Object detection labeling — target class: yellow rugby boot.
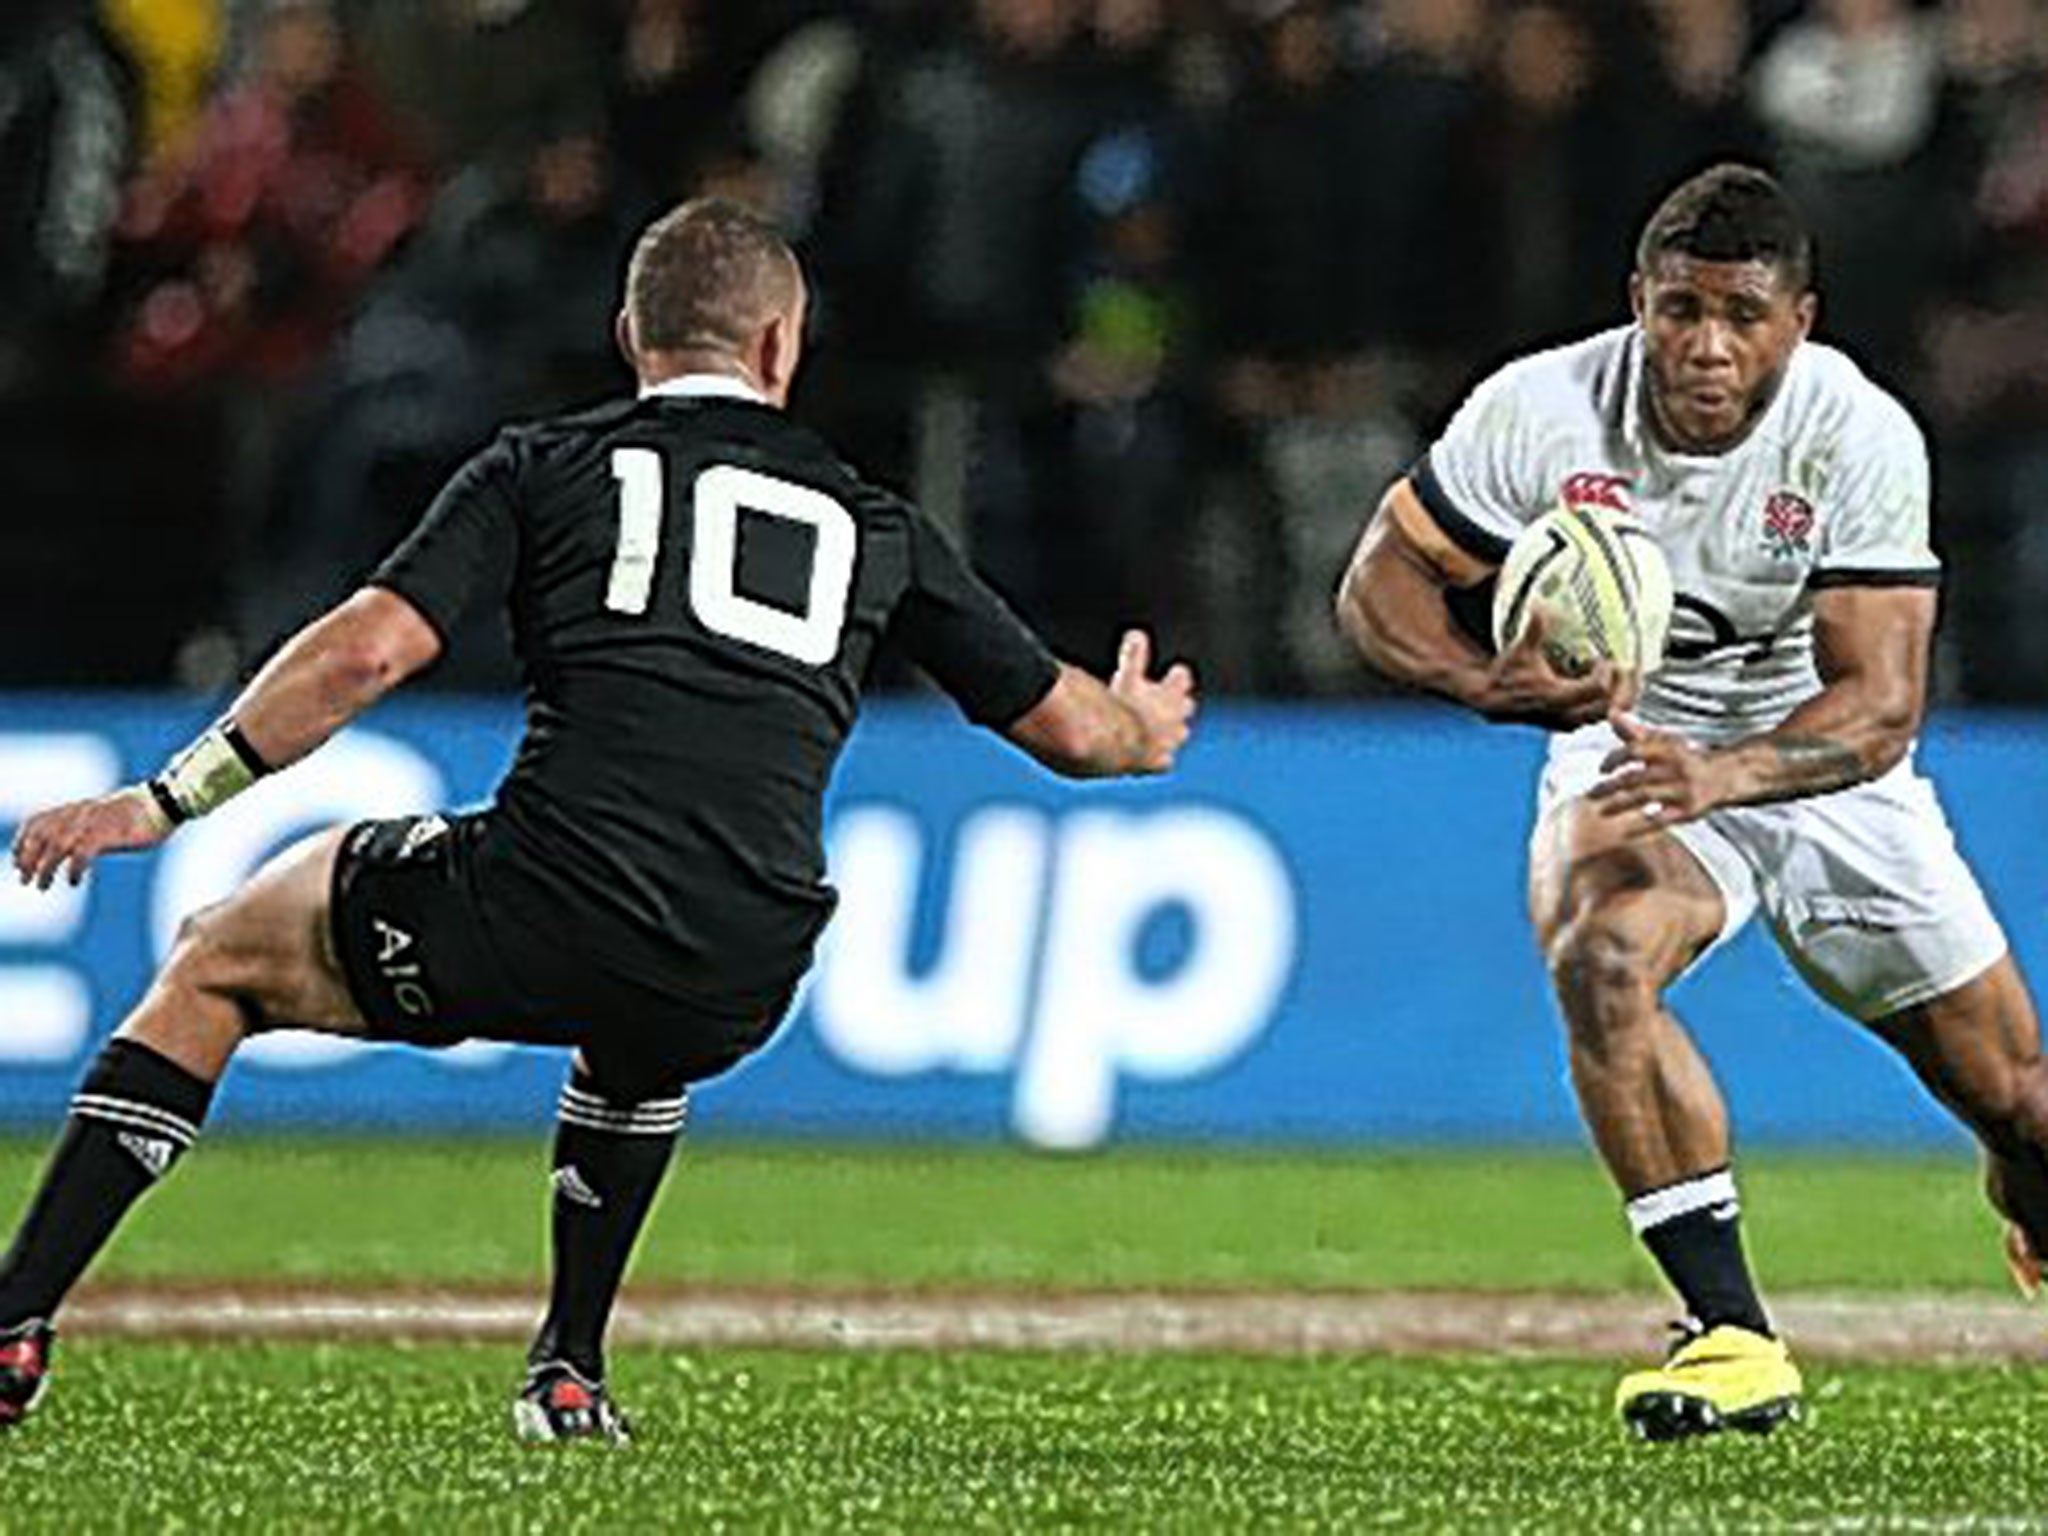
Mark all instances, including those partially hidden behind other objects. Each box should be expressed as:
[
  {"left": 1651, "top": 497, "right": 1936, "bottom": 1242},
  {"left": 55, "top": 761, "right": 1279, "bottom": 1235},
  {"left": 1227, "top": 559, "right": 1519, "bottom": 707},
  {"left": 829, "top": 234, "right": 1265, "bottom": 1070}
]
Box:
[{"left": 1614, "top": 1324, "right": 1802, "bottom": 1442}]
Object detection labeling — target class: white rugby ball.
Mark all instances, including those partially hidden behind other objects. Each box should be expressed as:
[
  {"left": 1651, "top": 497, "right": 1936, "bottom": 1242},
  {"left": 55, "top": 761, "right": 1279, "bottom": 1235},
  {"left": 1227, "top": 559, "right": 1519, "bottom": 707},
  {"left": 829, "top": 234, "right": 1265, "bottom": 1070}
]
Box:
[{"left": 1491, "top": 504, "right": 1672, "bottom": 677}]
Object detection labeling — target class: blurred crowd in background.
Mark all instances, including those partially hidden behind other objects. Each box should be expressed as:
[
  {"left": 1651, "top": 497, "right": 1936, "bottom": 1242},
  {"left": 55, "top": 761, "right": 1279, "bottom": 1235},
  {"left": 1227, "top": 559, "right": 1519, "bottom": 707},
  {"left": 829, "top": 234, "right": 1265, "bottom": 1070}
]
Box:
[{"left": 3, "top": 0, "right": 2045, "bottom": 700}]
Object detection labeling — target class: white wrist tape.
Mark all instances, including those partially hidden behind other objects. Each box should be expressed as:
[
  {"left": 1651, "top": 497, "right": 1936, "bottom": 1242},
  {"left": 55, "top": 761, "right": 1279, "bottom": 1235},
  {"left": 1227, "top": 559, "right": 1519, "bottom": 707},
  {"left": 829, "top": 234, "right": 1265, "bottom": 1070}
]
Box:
[{"left": 151, "top": 721, "right": 271, "bottom": 824}]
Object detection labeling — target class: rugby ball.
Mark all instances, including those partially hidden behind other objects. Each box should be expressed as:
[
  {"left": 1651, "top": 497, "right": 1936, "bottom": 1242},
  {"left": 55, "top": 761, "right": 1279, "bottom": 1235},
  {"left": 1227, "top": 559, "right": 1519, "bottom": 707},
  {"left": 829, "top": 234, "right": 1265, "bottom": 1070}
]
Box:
[{"left": 1491, "top": 504, "right": 1672, "bottom": 677}]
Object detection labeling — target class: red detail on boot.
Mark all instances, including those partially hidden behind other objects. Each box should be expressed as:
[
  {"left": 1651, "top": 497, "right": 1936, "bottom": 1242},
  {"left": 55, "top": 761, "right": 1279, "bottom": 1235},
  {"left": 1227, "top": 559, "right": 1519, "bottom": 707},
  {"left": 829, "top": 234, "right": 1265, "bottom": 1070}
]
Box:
[{"left": 549, "top": 1381, "right": 594, "bottom": 1412}]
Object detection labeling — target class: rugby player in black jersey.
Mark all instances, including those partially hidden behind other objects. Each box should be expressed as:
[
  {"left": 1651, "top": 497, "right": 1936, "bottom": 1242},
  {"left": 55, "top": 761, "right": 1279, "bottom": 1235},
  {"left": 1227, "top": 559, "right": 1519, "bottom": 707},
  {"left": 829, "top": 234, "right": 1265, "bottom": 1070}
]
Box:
[{"left": 3, "top": 198, "right": 1197, "bottom": 1443}]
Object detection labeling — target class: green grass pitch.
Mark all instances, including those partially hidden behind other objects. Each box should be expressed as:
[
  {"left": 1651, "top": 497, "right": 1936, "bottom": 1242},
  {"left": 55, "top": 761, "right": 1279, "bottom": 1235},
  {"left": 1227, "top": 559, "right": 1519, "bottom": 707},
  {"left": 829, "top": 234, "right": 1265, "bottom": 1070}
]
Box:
[
  {"left": 9, "top": 1137, "right": 2002, "bottom": 1293},
  {"left": 1, "top": 1138, "right": 2044, "bottom": 1529},
  {"left": 14, "top": 1345, "right": 2048, "bottom": 1532}
]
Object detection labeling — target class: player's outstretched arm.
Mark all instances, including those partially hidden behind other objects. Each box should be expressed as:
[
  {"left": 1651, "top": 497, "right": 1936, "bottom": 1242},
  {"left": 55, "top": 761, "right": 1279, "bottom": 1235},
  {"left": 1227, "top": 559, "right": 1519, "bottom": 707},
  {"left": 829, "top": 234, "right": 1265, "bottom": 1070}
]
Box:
[
  {"left": 11, "top": 589, "right": 441, "bottom": 889},
  {"left": 1004, "top": 630, "right": 1197, "bottom": 778},
  {"left": 1592, "top": 586, "right": 1932, "bottom": 835},
  {"left": 1335, "top": 480, "right": 1624, "bottom": 729},
  {"left": 223, "top": 588, "right": 443, "bottom": 772}
]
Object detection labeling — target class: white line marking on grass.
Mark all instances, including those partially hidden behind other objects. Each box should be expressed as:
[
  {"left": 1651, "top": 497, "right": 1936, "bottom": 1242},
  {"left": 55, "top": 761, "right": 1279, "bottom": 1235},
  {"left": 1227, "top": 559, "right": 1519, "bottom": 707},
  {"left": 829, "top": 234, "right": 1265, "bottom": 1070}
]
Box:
[{"left": 59, "top": 1287, "right": 2048, "bottom": 1361}]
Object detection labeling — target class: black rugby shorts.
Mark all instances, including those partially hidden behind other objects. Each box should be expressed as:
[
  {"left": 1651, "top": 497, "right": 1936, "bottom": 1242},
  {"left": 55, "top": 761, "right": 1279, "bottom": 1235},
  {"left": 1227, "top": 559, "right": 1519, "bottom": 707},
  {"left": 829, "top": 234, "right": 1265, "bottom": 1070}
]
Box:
[{"left": 328, "top": 814, "right": 792, "bottom": 1081}]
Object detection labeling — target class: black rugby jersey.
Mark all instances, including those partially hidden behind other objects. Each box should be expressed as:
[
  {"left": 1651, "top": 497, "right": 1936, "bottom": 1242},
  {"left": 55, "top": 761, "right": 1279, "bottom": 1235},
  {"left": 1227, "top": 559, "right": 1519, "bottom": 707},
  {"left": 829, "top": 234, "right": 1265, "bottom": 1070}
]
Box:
[{"left": 370, "top": 380, "right": 1059, "bottom": 1007}]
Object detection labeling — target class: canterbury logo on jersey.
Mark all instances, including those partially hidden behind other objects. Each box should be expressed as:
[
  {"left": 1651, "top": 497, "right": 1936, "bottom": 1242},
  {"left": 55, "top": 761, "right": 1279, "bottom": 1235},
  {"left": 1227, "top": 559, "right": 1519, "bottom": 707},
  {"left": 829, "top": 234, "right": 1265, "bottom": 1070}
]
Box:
[{"left": 1560, "top": 472, "right": 1635, "bottom": 514}]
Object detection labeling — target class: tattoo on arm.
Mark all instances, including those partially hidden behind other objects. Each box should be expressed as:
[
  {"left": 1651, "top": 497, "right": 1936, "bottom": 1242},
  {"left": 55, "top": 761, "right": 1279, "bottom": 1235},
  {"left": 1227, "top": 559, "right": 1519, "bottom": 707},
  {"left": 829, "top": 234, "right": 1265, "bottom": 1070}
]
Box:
[{"left": 1726, "top": 734, "right": 1867, "bottom": 806}]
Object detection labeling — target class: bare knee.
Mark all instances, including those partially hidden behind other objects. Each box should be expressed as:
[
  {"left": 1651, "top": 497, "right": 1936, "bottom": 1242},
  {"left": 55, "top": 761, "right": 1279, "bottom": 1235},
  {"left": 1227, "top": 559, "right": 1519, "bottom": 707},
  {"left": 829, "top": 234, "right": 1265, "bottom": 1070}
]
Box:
[
  {"left": 160, "top": 907, "right": 266, "bottom": 1017},
  {"left": 111, "top": 905, "right": 272, "bottom": 1079},
  {"left": 1548, "top": 902, "right": 1667, "bottom": 1065}
]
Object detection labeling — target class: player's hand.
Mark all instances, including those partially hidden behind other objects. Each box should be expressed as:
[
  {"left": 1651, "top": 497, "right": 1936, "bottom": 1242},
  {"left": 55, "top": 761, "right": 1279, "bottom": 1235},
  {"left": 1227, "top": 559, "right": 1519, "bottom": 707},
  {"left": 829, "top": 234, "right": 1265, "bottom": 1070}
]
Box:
[
  {"left": 1589, "top": 713, "right": 1731, "bottom": 836},
  {"left": 1110, "top": 628, "right": 1197, "bottom": 773},
  {"left": 1477, "top": 614, "right": 1638, "bottom": 730},
  {"left": 11, "top": 786, "right": 174, "bottom": 891}
]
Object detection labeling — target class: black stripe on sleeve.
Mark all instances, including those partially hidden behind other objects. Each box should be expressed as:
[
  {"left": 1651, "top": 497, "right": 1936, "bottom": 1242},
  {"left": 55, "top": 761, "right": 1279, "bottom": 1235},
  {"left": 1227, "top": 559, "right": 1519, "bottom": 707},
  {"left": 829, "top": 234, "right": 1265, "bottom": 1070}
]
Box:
[
  {"left": 1807, "top": 567, "right": 1943, "bottom": 591},
  {"left": 147, "top": 777, "right": 190, "bottom": 826},
  {"left": 220, "top": 719, "right": 274, "bottom": 777},
  {"left": 1411, "top": 452, "right": 1513, "bottom": 566}
]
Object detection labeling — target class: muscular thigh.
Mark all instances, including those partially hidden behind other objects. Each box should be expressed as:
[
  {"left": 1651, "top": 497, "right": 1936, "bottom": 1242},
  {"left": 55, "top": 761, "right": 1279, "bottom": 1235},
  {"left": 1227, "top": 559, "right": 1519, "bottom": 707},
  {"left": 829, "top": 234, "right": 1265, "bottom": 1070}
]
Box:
[
  {"left": 1530, "top": 798, "right": 1728, "bottom": 981},
  {"left": 1717, "top": 771, "right": 2008, "bottom": 1024},
  {"left": 1866, "top": 953, "right": 2041, "bottom": 1095},
  {"left": 177, "top": 826, "right": 366, "bottom": 1032}
]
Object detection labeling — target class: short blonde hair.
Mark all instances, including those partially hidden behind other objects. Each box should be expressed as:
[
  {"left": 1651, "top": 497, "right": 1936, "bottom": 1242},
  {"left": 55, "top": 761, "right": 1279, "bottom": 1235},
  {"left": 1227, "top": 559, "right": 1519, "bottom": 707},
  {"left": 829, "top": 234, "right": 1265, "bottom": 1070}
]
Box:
[{"left": 624, "top": 198, "right": 801, "bottom": 354}]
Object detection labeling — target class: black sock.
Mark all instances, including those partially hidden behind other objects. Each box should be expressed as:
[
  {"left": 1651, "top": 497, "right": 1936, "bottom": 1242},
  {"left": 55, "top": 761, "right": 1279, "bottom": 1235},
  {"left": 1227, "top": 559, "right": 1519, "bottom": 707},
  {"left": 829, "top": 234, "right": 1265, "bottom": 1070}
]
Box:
[
  {"left": 1627, "top": 1167, "right": 1771, "bottom": 1336},
  {"left": 528, "top": 1063, "right": 687, "bottom": 1381},
  {"left": 0, "top": 1039, "right": 214, "bottom": 1326}
]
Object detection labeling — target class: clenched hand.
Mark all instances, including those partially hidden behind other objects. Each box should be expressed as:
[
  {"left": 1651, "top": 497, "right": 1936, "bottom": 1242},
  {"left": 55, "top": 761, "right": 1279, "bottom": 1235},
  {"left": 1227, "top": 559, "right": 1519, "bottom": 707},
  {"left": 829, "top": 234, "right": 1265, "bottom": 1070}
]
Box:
[
  {"left": 1479, "top": 614, "right": 1639, "bottom": 730},
  {"left": 1110, "top": 629, "right": 1198, "bottom": 773}
]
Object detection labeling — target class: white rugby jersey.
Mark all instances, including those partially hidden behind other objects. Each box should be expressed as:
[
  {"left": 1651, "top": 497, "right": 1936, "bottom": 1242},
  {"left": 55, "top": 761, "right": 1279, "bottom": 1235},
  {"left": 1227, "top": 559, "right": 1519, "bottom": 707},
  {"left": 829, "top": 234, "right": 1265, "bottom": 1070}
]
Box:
[{"left": 1417, "top": 325, "right": 1938, "bottom": 742}]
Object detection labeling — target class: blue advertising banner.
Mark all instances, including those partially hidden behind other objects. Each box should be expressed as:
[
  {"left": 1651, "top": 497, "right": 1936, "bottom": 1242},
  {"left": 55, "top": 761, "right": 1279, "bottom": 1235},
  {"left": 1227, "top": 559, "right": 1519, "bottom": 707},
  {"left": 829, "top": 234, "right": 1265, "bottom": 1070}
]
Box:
[{"left": 0, "top": 696, "right": 2040, "bottom": 1146}]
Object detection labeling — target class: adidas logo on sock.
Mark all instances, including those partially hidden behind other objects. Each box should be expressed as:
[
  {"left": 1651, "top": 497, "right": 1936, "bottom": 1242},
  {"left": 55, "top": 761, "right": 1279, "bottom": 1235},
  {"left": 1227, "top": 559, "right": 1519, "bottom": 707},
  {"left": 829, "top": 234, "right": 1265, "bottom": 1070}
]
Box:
[
  {"left": 118, "top": 1132, "right": 175, "bottom": 1180},
  {"left": 551, "top": 1165, "right": 603, "bottom": 1209}
]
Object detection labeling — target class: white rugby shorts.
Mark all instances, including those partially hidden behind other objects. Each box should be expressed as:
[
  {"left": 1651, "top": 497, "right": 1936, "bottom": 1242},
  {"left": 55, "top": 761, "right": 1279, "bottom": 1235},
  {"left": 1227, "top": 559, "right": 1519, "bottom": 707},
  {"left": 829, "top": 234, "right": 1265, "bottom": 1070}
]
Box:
[{"left": 1534, "top": 723, "right": 2008, "bottom": 1021}]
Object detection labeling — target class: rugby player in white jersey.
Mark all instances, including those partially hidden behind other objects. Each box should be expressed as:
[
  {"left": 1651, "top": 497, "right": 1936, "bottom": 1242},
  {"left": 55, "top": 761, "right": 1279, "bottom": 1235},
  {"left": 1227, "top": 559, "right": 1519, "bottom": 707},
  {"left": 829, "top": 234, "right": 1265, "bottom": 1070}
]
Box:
[{"left": 1335, "top": 163, "right": 2048, "bottom": 1441}]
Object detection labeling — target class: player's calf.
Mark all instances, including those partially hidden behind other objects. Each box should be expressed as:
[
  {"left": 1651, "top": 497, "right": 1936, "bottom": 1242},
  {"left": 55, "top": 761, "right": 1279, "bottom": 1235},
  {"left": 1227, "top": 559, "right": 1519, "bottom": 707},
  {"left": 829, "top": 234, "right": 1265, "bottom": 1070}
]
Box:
[
  {"left": 526, "top": 1058, "right": 689, "bottom": 1388},
  {"left": 0, "top": 910, "right": 268, "bottom": 1432},
  {"left": 1539, "top": 842, "right": 1780, "bottom": 1389},
  {"left": 1544, "top": 894, "right": 1720, "bottom": 1191},
  {"left": 0, "top": 1061, "right": 187, "bottom": 1439},
  {"left": 0, "top": 1039, "right": 214, "bottom": 1342},
  {"left": 1874, "top": 966, "right": 2048, "bottom": 1293}
]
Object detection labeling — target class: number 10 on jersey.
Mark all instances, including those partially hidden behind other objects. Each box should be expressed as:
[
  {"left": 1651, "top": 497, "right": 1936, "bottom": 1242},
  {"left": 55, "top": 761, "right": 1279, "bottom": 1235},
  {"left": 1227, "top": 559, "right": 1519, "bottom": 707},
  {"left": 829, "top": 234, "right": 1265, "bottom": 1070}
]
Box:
[{"left": 607, "top": 448, "right": 857, "bottom": 666}]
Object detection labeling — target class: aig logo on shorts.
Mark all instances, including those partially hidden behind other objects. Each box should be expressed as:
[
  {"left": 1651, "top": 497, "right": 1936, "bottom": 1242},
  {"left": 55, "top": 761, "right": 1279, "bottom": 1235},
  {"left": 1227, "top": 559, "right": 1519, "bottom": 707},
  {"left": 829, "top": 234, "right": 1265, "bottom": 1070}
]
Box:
[
  {"left": 809, "top": 805, "right": 1298, "bottom": 1149},
  {"left": 371, "top": 917, "right": 435, "bottom": 1018}
]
